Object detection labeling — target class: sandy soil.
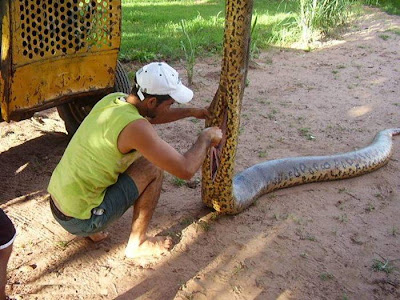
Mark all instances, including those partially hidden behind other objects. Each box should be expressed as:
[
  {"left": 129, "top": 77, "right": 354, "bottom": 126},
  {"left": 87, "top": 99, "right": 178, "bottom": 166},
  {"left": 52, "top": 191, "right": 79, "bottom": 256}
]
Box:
[{"left": 1, "top": 8, "right": 399, "bottom": 300}]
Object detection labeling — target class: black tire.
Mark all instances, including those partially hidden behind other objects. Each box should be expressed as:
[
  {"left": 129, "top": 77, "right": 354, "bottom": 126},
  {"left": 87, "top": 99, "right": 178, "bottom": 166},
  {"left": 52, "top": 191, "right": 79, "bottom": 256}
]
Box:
[
  {"left": 57, "top": 61, "right": 131, "bottom": 136},
  {"left": 114, "top": 60, "right": 131, "bottom": 94}
]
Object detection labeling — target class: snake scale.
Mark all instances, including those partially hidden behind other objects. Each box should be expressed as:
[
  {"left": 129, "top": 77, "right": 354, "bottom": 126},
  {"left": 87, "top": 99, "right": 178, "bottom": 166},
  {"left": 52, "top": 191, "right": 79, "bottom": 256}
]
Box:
[{"left": 201, "top": 0, "right": 399, "bottom": 214}]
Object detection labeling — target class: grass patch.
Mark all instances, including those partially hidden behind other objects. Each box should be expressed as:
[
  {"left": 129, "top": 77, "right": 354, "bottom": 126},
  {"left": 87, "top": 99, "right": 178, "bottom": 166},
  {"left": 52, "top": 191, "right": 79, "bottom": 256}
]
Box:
[
  {"left": 304, "top": 234, "right": 317, "bottom": 241},
  {"left": 298, "top": 127, "right": 315, "bottom": 140},
  {"left": 335, "top": 214, "right": 348, "bottom": 223},
  {"left": 365, "top": 203, "right": 375, "bottom": 212},
  {"left": 362, "top": 0, "right": 400, "bottom": 15},
  {"left": 390, "top": 225, "right": 398, "bottom": 236},
  {"left": 372, "top": 257, "right": 398, "bottom": 273},
  {"left": 180, "top": 217, "right": 195, "bottom": 226},
  {"left": 120, "top": 0, "right": 365, "bottom": 62},
  {"left": 257, "top": 99, "right": 271, "bottom": 105},
  {"left": 121, "top": 0, "right": 226, "bottom": 61},
  {"left": 180, "top": 19, "right": 196, "bottom": 84},
  {"left": 258, "top": 150, "right": 268, "bottom": 158},
  {"left": 266, "top": 108, "right": 279, "bottom": 120},
  {"left": 300, "top": 252, "right": 308, "bottom": 258},
  {"left": 209, "top": 212, "right": 221, "bottom": 221},
  {"left": 118, "top": 0, "right": 399, "bottom": 63},
  {"left": 387, "top": 27, "right": 400, "bottom": 35},
  {"left": 379, "top": 34, "right": 390, "bottom": 40},
  {"left": 299, "top": 0, "right": 354, "bottom": 44},
  {"left": 273, "top": 212, "right": 289, "bottom": 221},
  {"left": 319, "top": 272, "right": 334, "bottom": 281},
  {"left": 189, "top": 118, "right": 200, "bottom": 123},
  {"left": 232, "top": 285, "right": 242, "bottom": 295},
  {"left": 338, "top": 187, "right": 350, "bottom": 193},
  {"left": 172, "top": 176, "right": 186, "bottom": 187},
  {"left": 56, "top": 240, "right": 72, "bottom": 249},
  {"left": 233, "top": 261, "right": 246, "bottom": 275},
  {"left": 197, "top": 220, "right": 211, "bottom": 231},
  {"left": 296, "top": 228, "right": 317, "bottom": 241}
]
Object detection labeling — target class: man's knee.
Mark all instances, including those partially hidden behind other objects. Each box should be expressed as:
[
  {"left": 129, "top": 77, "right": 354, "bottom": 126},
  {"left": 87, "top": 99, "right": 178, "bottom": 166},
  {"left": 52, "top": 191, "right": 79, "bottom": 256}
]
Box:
[
  {"left": 125, "top": 158, "right": 163, "bottom": 192},
  {"left": 140, "top": 159, "right": 163, "bottom": 180},
  {"left": 145, "top": 163, "right": 162, "bottom": 179}
]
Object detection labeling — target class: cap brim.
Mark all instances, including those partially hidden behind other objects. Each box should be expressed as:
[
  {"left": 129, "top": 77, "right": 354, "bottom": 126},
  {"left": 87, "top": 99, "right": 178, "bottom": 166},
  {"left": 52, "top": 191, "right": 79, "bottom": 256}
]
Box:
[{"left": 170, "top": 84, "right": 193, "bottom": 104}]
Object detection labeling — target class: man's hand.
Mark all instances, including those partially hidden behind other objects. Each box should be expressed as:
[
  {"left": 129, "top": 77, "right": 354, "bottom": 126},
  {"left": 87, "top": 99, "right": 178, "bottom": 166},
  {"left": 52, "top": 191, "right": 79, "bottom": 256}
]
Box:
[
  {"left": 201, "top": 127, "right": 223, "bottom": 147},
  {"left": 192, "top": 107, "right": 211, "bottom": 120},
  {"left": 119, "top": 119, "right": 223, "bottom": 180}
]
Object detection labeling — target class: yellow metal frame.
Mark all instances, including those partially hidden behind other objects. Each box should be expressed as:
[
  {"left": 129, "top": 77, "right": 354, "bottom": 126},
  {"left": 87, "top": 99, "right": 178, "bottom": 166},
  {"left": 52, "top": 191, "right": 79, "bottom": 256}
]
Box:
[{"left": 1, "top": 0, "right": 122, "bottom": 121}]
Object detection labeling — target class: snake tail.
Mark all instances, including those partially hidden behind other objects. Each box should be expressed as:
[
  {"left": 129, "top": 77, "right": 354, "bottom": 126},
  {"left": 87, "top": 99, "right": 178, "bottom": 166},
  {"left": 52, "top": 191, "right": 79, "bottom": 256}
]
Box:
[{"left": 230, "top": 128, "right": 400, "bottom": 214}]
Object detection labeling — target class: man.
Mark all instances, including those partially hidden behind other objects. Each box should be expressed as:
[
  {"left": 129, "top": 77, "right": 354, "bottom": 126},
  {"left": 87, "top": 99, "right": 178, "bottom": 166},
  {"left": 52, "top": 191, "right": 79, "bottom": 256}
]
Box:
[
  {"left": 0, "top": 208, "right": 16, "bottom": 300},
  {"left": 48, "top": 62, "right": 222, "bottom": 258}
]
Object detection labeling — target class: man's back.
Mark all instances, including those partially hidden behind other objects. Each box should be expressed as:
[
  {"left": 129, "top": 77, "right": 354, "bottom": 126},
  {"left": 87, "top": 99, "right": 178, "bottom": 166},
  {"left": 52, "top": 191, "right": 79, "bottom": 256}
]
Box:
[{"left": 48, "top": 92, "right": 144, "bottom": 219}]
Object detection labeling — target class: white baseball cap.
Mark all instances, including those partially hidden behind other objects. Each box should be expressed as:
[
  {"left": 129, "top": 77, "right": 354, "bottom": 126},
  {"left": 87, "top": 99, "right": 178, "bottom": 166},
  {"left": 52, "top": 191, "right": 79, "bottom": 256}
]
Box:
[{"left": 135, "top": 62, "right": 193, "bottom": 104}]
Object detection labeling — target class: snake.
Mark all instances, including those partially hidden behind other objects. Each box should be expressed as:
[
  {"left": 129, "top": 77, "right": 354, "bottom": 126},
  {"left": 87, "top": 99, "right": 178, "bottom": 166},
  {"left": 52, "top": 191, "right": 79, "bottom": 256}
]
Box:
[{"left": 200, "top": 0, "right": 399, "bottom": 214}]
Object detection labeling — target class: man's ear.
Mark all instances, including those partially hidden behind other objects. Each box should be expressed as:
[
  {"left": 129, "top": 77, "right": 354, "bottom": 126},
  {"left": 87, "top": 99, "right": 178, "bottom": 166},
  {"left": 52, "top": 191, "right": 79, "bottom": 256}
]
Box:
[{"left": 147, "top": 97, "right": 158, "bottom": 108}]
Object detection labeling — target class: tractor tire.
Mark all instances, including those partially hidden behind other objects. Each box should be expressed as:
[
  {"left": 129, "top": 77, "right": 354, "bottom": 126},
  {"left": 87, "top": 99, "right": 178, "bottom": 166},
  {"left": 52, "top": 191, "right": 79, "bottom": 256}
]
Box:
[{"left": 57, "top": 61, "right": 131, "bottom": 136}]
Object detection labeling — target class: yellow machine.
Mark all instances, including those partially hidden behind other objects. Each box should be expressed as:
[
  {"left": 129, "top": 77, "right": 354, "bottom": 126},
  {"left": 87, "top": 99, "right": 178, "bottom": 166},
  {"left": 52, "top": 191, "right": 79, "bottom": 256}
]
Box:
[{"left": 0, "top": 0, "right": 129, "bottom": 134}]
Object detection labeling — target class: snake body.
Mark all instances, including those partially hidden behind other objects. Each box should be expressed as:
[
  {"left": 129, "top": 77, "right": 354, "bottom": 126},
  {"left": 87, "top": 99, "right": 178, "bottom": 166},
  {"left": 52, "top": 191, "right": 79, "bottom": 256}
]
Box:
[
  {"left": 232, "top": 129, "right": 400, "bottom": 213},
  {"left": 201, "top": 0, "right": 399, "bottom": 214}
]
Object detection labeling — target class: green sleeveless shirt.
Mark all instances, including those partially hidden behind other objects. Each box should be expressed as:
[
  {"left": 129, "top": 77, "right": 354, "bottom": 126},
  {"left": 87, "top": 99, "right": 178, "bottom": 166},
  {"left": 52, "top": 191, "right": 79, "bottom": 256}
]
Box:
[{"left": 48, "top": 92, "right": 144, "bottom": 219}]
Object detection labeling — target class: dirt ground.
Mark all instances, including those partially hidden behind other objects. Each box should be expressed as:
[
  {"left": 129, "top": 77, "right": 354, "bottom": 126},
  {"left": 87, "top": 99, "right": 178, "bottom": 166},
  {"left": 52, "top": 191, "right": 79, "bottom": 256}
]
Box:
[{"left": 1, "top": 8, "right": 399, "bottom": 300}]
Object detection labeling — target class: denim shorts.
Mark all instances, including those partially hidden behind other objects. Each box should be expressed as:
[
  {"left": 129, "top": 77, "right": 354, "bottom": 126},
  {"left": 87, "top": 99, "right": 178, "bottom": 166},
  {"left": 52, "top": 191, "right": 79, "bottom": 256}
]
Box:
[{"left": 51, "top": 173, "right": 139, "bottom": 236}]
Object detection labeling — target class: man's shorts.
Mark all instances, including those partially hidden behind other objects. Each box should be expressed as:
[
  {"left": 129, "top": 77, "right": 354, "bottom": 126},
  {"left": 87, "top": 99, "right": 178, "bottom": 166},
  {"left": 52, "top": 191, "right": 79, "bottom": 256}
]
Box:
[
  {"left": 0, "top": 208, "right": 16, "bottom": 250},
  {"left": 50, "top": 173, "right": 140, "bottom": 236}
]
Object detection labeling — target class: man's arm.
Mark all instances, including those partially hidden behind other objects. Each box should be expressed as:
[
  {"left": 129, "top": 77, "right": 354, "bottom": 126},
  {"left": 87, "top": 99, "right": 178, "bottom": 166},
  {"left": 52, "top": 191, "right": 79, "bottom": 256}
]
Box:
[
  {"left": 149, "top": 107, "right": 210, "bottom": 124},
  {"left": 118, "top": 119, "right": 222, "bottom": 180}
]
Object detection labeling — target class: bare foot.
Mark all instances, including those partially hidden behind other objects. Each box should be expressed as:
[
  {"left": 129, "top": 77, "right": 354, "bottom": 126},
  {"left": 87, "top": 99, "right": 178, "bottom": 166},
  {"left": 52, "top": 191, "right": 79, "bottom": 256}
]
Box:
[
  {"left": 87, "top": 231, "right": 109, "bottom": 242},
  {"left": 125, "top": 236, "right": 172, "bottom": 259}
]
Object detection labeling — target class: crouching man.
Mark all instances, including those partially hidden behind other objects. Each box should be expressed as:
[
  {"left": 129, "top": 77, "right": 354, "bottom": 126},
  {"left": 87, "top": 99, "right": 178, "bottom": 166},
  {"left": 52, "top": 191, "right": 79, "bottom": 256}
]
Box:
[{"left": 48, "top": 62, "right": 222, "bottom": 258}]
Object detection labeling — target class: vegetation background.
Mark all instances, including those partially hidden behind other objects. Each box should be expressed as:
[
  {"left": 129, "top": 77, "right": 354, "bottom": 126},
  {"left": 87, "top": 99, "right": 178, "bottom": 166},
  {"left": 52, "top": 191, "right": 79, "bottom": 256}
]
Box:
[{"left": 119, "top": 0, "right": 400, "bottom": 63}]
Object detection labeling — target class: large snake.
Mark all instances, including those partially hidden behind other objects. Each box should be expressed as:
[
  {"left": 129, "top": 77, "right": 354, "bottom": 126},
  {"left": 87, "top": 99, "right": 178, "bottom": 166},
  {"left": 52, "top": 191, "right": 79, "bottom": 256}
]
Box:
[{"left": 201, "top": 0, "right": 399, "bottom": 214}]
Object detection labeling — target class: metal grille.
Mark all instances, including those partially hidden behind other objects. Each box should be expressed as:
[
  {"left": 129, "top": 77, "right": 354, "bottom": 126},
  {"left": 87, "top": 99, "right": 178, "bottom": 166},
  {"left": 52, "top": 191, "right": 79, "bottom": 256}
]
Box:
[{"left": 17, "top": 0, "right": 118, "bottom": 60}]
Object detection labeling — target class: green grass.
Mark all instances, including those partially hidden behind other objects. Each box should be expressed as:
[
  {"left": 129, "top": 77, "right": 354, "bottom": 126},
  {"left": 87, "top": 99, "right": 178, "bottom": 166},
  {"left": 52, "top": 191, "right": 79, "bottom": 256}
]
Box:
[
  {"left": 180, "top": 217, "right": 195, "bottom": 226},
  {"left": 387, "top": 27, "right": 400, "bottom": 35},
  {"left": 336, "top": 213, "right": 348, "bottom": 223},
  {"left": 362, "top": 0, "right": 400, "bottom": 15},
  {"left": 233, "top": 262, "right": 246, "bottom": 275},
  {"left": 379, "top": 34, "right": 390, "bottom": 40},
  {"left": 299, "top": 0, "right": 354, "bottom": 43},
  {"left": 180, "top": 19, "right": 196, "bottom": 84},
  {"left": 258, "top": 150, "right": 268, "bottom": 158},
  {"left": 121, "top": 0, "right": 225, "bottom": 61},
  {"left": 371, "top": 258, "right": 398, "bottom": 273},
  {"left": 56, "top": 240, "right": 71, "bottom": 249},
  {"left": 319, "top": 272, "right": 334, "bottom": 281},
  {"left": 298, "top": 127, "right": 315, "bottom": 140},
  {"left": 172, "top": 176, "right": 186, "bottom": 187},
  {"left": 120, "top": 0, "right": 298, "bottom": 62},
  {"left": 197, "top": 220, "right": 211, "bottom": 231},
  {"left": 120, "top": 0, "right": 399, "bottom": 63}
]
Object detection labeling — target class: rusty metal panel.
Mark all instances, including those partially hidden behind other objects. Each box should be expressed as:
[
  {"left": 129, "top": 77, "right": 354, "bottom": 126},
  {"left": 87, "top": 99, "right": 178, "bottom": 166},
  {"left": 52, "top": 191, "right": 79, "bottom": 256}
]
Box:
[
  {"left": 1, "top": 0, "right": 122, "bottom": 121},
  {"left": 8, "top": 52, "right": 117, "bottom": 114},
  {"left": 1, "top": 0, "right": 12, "bottom": 120}
]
